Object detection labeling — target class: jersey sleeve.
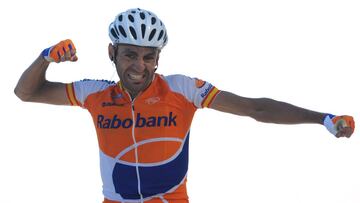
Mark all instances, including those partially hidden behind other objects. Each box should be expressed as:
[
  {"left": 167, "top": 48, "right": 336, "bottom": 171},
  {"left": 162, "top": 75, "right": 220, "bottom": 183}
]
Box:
[
  {"left": 164, "top": 74, "right": 220, "bottom": 108},
  {"left": 65, "top": 79, "right": 115, "bottom": 107}
]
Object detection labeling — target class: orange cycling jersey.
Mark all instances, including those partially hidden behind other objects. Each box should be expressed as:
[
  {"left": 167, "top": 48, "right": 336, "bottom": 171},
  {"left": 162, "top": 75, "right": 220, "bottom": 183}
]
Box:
[{"left": 66, "top": 74, "right": 220, "bottom": 203}]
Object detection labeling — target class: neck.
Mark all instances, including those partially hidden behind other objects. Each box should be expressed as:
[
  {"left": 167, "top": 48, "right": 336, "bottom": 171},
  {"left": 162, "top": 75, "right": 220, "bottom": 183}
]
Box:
[
  {"left": 128, "top": 91, "right": 140, "bottom": 100},
  {"left": 119, "top": 74, "right": 156, "bottom": 100}
]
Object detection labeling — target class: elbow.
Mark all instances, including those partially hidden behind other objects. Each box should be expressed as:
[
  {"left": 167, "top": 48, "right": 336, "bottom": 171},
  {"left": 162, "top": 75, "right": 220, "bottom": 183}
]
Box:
[
  {"left": 247, "top": 98, "right": 271, "bottom": 123},
  {"left": 249, "top": 110, "right": 273, "bottom": 123},
  {"left": 14, "top": 87, "right": 32, "bottom": 102},
  {"left": 248, "top": 109, "right": 264, "bottom": 122}
]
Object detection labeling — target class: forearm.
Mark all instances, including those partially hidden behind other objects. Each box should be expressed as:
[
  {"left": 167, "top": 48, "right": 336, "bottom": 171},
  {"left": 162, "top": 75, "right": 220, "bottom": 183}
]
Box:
[
  {"left": 14, "top": 54, "right": 50, "bottom": 101},
  {"left": 249, "top": 98, "right": 326, "bottom": 125},
  {"left": 211, "top": 91, "right": 327, "bottom": 125}
]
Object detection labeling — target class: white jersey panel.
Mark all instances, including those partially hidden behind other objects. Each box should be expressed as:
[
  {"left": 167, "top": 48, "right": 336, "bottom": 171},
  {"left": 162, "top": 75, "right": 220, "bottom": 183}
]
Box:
[
  {"left": 73, "top": 80, "right": 116, "bottom": 106},
  {"left": 163, "top": 74, "right": 218, "bottom": 108}
]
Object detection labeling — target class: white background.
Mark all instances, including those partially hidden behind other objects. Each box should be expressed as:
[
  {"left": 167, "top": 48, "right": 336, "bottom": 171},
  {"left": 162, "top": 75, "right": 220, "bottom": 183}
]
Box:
[{"left": 1, "top": 0, "right": 359, "bottom": 202}]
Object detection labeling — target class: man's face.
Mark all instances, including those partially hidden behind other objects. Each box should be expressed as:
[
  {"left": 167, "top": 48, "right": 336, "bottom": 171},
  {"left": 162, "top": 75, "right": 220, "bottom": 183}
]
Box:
[{"left": 110, "top": 44, "right": 159, "bottom": 97}]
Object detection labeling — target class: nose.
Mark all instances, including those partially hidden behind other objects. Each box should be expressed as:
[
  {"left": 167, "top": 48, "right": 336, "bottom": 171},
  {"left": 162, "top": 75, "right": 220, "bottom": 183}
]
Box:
[{"left": 132, "top": 59, "right": 146, "bottom": 72}]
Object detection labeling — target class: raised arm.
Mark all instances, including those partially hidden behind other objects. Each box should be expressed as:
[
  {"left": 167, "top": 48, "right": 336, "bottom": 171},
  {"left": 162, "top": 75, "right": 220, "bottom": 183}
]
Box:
[
  {"left": 14, "top": 39, "right": 78, "bottom": 105},
  {"left": 210, "top": 90, "right": 355, "bottom": 138}
]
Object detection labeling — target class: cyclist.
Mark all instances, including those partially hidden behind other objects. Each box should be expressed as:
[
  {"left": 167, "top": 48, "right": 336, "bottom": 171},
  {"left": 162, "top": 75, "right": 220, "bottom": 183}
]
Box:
[{"left": 14, "top": 8, "right": 355, "bottom": 203}]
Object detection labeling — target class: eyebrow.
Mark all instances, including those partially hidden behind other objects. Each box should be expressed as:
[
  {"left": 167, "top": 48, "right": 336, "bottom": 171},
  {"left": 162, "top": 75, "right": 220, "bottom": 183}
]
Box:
[
  {"left": 120, "top": 49, "right": 137, "bottom": 54},
  {"left": 120, "top": 48, "right": 157, "bottom": 56}
]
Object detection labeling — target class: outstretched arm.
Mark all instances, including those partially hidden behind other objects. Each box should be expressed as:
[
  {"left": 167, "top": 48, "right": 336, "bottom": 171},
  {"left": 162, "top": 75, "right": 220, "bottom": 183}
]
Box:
[
  {"left": 14, "top": 39, "right": 77, "bottom": 105},
  {"left": 210, "top": 90, "right": 355, "bottom": 137}
]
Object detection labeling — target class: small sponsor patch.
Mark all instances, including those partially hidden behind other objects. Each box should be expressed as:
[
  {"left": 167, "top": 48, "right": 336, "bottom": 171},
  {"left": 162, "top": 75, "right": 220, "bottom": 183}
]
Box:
[
  {"left": 145, "top": 97, "right": 160, "bottom": 105},
  {"left": 112, "top": 93, "right": 123, "bottom": 99}
]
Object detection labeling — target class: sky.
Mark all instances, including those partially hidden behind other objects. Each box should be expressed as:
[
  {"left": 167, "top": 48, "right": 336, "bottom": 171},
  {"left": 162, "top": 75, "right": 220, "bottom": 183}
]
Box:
[{"left": 1, "top": 0, "right": 359, "bottom": 202}]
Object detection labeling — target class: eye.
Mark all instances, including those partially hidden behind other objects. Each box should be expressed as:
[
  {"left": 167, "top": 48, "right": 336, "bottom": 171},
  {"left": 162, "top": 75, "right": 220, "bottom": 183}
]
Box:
[
  {"left": 144, "top": 54, "right": 156, "bottom": 62},
  {"left": 144, "top": 56, "right": 154, "bottom": 61},
  {"left": 125, "top": 53, "right": 137, "bottom": 59}
]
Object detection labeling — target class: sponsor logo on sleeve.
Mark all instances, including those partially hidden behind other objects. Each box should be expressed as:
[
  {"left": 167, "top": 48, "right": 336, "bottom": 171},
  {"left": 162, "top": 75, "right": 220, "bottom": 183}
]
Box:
[{"left": 200, "top": 84, "right": 213, "bottom": 98}]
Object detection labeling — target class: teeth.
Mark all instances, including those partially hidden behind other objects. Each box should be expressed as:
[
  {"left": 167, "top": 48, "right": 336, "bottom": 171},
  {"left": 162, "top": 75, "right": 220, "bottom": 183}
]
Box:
[{"left": 129, "top": 74, "right": 143, "bottom": 80}]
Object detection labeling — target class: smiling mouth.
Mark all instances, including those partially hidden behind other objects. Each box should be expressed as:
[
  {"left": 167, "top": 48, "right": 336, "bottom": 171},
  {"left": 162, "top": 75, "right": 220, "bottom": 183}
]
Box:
[{"left": 128, "top": 73, "right": 145, "bottom": 81}]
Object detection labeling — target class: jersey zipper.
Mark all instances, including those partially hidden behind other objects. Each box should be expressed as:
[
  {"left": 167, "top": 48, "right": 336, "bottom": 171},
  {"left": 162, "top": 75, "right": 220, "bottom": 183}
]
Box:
[{"left": 125, "top": 91, "right": 144, "bottom": 202}]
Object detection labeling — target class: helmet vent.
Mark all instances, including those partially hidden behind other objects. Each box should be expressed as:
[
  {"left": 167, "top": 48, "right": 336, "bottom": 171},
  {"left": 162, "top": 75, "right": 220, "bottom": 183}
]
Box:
[
  {"left": 141, "top": 24, "right": 146, "bottom": 38},
  {"left": 130, "top": 26, "right": 137, "bottom": 39},
  {"left": 140, "top": 12, "right": 145, "bottom": 20},
  {"left": 128, "top": 14, "right": 134, "bottom": 22},
  {"left": 118, "top": 25, "right": 127, "bottom": 38},
  {"left": 111, "top": 28, "right": 119, "bottom": 39},
  {"left": 118, "top": 15, "right": 123, "bottom": 22},
  {"left": 149, "top": 29, "right": 156, "bottom": 41},
  {"left": 151, "top": 17, "right": 156, "bottom": 25},
  {"left": 158, "top": 30, "right": 164, "bottom": 40}
]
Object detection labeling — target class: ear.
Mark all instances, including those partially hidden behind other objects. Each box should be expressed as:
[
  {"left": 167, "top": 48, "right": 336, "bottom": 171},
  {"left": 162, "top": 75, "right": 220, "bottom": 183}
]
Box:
[{"left": 108, "top": 43, "right": 115, "bottom": 61}]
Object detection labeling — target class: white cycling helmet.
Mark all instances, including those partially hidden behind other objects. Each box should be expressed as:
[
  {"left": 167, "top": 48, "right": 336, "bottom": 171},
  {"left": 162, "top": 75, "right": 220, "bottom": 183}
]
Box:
[{"left": 109, "top": 8, "right": 168, "bottom": 49}]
